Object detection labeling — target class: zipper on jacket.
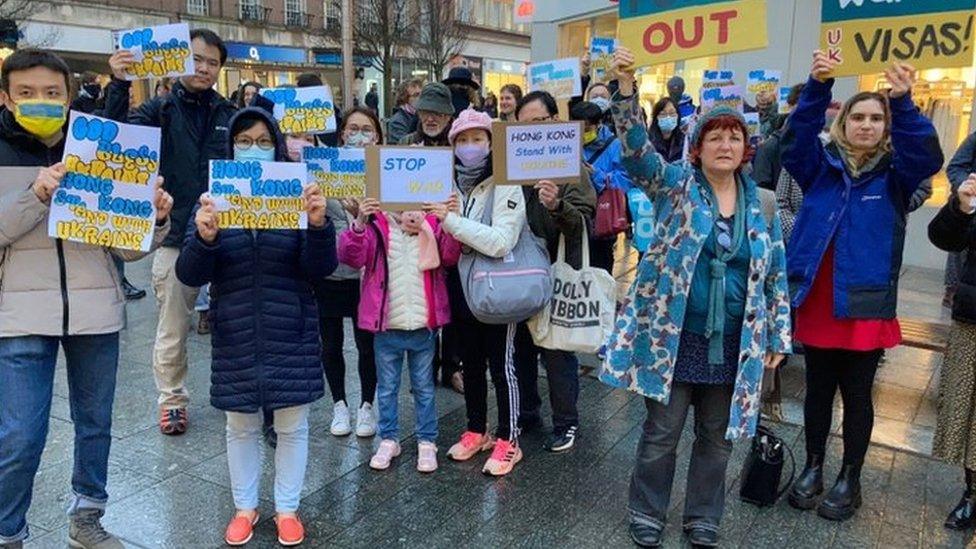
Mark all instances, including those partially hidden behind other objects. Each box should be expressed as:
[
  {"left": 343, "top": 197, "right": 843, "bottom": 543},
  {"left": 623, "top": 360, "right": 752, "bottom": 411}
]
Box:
[
  {"left": 251, "top": 233, "right": 267, "bottom": 406},
  {"left": 56, "top": 239, "right": 69, "bottom": 335}
]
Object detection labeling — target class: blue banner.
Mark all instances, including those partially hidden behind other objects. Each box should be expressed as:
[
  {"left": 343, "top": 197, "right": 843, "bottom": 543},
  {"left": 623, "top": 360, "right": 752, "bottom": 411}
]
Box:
[{"left": 225, "top": 42, "right": 306, "bottom": 64}]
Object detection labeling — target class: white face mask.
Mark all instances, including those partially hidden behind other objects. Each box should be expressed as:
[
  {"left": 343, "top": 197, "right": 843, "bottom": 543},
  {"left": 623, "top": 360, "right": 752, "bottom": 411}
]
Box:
[
  {"left": 345, "top": 131, "right": 374, "bottom": 148},
  {"left": 455, "top": 143, "right": 490, "bottom": 167}
]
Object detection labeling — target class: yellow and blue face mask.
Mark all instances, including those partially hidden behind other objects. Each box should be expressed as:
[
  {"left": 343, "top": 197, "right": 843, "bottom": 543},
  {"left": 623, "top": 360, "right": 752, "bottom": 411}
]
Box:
[
  {"left": 583, "top": 129, "right": 599, "bottom": 146},
  {"left": 13, "top": 99, "right": 67, "bottom": 139}
]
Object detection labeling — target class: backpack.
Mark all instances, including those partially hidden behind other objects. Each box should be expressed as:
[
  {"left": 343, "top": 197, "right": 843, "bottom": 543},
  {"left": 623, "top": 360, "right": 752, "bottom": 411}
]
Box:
[{"left": 458, "top": 185, "right": 553, "bottom": 324}]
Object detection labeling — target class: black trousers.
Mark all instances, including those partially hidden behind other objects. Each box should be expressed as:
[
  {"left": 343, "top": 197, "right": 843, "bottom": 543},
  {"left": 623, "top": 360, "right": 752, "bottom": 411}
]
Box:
[
  {"left": 803, "top": 346, "right": 882, "bottom": 466},
  {"left": 320, "top": 316, "right": 376, "bottom": 405},
  {"left": 589, "top": 236, "right": 616, "bottom": 275},
  {"left": 456, "top": 318, "right": 519, "bottom": 441}
]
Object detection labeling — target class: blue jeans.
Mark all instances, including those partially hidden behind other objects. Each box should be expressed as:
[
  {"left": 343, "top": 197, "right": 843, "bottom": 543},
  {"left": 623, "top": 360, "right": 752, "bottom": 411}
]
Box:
[
  {"left": 373, "top": 329, "right": 437, "bottom": 443},
  {"left": 0, "top": 333, "right": 120, "bottom": 543}
]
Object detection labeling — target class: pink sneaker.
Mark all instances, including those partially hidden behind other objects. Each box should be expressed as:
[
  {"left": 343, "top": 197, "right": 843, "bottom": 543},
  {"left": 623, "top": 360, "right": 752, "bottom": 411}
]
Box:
[
  {"left": 482, "top": 439, "right": 522, "bottom": 476},
  {"left": 417, "top": 441, "right": 438, "bottom": 473},
  {"left": 446, "top": 431, "right": 495, "bottom": 461},
  {"left": 369, "top": 439, "right": 401, "bottom": 470}
]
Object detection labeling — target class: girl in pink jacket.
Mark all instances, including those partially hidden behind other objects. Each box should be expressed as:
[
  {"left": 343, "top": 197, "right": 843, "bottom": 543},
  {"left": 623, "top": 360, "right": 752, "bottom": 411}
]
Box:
[{"left": 338, "top": 197, "right": 461, "bottom": 473}]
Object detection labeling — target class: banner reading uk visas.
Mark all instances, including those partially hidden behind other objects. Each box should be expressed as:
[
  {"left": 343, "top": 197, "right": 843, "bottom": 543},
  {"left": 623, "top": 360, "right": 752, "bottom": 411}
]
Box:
[
  {"left": 617, "top": 0, "right": 768, "bottom": 67},
  {"left": 821, "top": 0, "right": 976, "bottom": 77}
]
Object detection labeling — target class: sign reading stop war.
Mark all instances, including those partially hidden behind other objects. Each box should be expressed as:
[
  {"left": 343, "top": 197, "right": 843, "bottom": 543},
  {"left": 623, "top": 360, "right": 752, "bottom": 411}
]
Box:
[
  {"left": 365, "top": 146, "right": 454, "bottom": 211},
  {"left": 820, "top": 0, "right": 976, "bottom": 77},
  {"left": 208, "top": 160, "right": 308, "bottom": 230},
  {"left": 618, "top": 0, "right": 768, "bottom": 67},
  {"left": 492, "top": 121, "right": 583, "bottom": 186}
]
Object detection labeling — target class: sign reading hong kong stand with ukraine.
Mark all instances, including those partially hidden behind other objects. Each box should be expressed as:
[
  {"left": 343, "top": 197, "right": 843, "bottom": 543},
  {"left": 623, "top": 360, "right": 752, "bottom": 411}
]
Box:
[
  {"left": 617, "top": 0, "right": 768, "bottom": 67},
  {"left": 820, "top": 0, "right": 976, "bottom": 77}
]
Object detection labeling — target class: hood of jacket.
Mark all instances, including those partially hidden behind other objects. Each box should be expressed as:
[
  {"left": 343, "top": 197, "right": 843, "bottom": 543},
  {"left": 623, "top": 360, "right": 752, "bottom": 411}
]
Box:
[{"left": 224, "top": 106, "right": 289, "bottom": 162}]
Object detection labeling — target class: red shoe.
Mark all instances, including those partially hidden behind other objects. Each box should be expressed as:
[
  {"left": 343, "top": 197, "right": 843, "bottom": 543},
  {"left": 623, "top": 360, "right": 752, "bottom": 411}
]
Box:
[
  {"left": 275, "top": 514, "right": 305, "bottom": 546},
  {"left": 224, "top": 511, "right": 259, "bottom": 546},
  {"left": 159, "top": 407, "right": 188, "bottom": 436}
]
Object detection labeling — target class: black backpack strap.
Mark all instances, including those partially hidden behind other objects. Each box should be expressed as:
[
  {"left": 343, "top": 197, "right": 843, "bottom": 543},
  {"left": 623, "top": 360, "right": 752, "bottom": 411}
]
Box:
[{"left": 587, "top": 135, "right": 617, "bottom": 165}]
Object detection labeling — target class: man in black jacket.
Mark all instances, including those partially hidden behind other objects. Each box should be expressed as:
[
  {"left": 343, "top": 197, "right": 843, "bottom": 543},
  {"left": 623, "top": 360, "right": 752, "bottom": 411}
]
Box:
[{"left": 104, "top": 28, "right": 237, "bottom": 436}]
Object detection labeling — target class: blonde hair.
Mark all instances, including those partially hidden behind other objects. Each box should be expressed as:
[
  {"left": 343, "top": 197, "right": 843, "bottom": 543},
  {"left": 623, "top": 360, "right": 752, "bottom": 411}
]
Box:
[{"left": 828, "top": 91, "right": 892, "bottom": 177}]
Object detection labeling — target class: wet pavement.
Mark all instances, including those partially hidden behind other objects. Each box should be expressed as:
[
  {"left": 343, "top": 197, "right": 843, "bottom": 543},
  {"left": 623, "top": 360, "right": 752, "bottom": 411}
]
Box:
[{"left": 20, "top": 255, "right": 976, "bottom": 548}]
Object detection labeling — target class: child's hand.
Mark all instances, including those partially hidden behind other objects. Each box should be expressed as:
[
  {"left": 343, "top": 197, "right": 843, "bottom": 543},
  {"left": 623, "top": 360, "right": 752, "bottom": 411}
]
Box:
[{"left": 357, "top": 198, "right": 380, "bottom": 225}]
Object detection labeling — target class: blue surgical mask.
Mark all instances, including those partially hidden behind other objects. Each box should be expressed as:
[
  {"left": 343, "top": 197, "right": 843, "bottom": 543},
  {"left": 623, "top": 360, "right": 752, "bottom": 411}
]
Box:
[
  {"left": 591, "top": 96, "right": 611, "bottom": 113},
  {"left": 234, "top": 145, "right": 275, "bottom": 162},
  {"left": 657, "top": 115, "right": 678, "bottom": 133}
]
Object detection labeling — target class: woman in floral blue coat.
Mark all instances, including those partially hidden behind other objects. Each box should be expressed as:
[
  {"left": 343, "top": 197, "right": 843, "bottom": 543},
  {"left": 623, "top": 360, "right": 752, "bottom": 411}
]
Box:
[{"left": 600, "top": 48, "right": 792, "bottom": 548}]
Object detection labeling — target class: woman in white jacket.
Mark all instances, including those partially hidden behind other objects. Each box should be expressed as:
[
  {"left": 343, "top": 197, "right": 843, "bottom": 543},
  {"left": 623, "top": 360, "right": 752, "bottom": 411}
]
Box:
[{"left": 426, "top": 108, "right": 528, "bottom": 476}]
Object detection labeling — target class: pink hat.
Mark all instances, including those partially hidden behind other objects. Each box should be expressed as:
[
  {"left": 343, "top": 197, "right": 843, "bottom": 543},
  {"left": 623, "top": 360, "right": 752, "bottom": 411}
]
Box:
[{"left": 448, "top": 108, "right": 493, "bottom": 145}]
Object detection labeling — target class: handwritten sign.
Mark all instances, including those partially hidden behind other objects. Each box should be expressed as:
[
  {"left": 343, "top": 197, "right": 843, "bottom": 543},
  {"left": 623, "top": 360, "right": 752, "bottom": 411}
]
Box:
[
  {"left": 528, "top": 58, "right": 582, "bottom": 99},
  {"left": 591, "top": 37, "right": 617, "bottom": 82},
  {"left": 746, "top": 69, "right": 781, "bottom": 95},
  {"left": 112, "top": 23, "right": 194, "bottom": 80},
  {"left": 700, "top": 85, "right": 744, "bottom": 114},
  {"left": 260, "top": 86, "right": 337, "bottom": 134},
  {"left": 618, "top": 0, "right": 768, "bottom": 67},
  {"left": 50, "top": 112, "right": 161, "bottom": 251},
  {"left": 492, "top": 121, "right": 583, "bottom": 186},
  {"left": 303, "top": 146, "right": 366, "bottom": 199},
  {"left": 365, "top": 146, "right": 454, "bottom": 211},
  {"left": 702, "top": 70, "right": 736, "bottom": 89},
  {"left": 208, "top": 160, "right": 307, "bottom": 230},
  {"left": 820, "top": 0, "right": 976, "bottom": 77},
  {"left": 778, "top": 86, "right": 792, "bottom": 114}
]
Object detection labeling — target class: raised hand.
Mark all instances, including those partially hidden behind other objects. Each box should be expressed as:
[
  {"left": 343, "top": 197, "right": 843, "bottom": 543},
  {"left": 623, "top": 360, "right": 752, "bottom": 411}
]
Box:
[
  {"left": 195, "top": 194, "right": 219, "bottom": 244},
  {"left": 33, "top": 162, "right": 65, "bottom": 204},
  {"left": 153, "top": 177, "right": 173, "bottom": 222},
  {"left": 613, "top": 47, "right": 637, "bottom": 96},
  {"left": 302, "top": 184, "right": 327, "bottom": 228},
  {"left": 356, "top": 198, "right": 380, "bottom": 225},
  {"left": 810, "top": 50, "right": 837, "bottom": 83},
  {"left": 884, "top": 62, "right": 916, "bottom": 99},
  {"left": 109, "top": 49, "right": 136, "bottom": 81}
]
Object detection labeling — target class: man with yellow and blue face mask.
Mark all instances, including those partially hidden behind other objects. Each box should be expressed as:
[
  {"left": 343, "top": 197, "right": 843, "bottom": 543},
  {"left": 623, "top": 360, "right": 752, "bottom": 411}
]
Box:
[{"left": 0, "top": 48, "right": 174, "bottom": 549}]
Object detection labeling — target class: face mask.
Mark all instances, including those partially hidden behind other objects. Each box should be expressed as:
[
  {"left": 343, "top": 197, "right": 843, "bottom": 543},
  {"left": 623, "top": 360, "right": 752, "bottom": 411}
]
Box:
[
  {"left": 591, "top": 96, "right": 611, "bottom": 113},
  {"left": 455, "top": 143, "right": 489, "bottom": 167},
  {"left": 83, "top": 84, "right": 101, "bottom": 98},
  {"left": 345, "top": 131, "right": 373, "bottom": 148},
  {"left": 286, "top": 137, "right": 307, "bottom": 162},
  {"left": 234, "top": 145, "right": 275, "bottom": 162},
  {"left": 13, "top": 99, "right": 67, "bottom": 140},
  {"left": 658, "top": 115, "right": 678, "bottom": 133},
  {"left": 583, "top": 129, "right": 598, "bottom": 145}
]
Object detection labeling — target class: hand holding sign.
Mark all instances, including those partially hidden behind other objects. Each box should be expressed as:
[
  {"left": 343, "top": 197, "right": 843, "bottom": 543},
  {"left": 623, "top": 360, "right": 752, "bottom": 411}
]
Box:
[
  {"left": 196, "top": 194, "right": 218, "bottom": 244},
  {"left": 422, "top": 193, "right": 459, "bottom": 222},
  {"left": 153, "top": 177, "right": 173, "bottom": 222},
  {"left": 33, "top": 162, "right": 65, "bottom": 204},
  {"left": 356, "top": 198, "right": 380, "bottom": 225},
  {"left": 109, "top": 49, "right": 136, "bottom": 82},
  {"left": 884, "top": 62, "right": 916, "bottom": 99},
  {"left": 302, "top": 183, "right": 326, "bottom": 228},
  {"left": 535, "top": 180, "right": 560, "bottom": 211},
  {"left": 613, "top": 47, "right": 637, "bottom": 96},
  {"left": 958, "top": 174, "right": 976, "bottom": 214},
  {"left": 811, "top": 50, "right": 838, "bottom": 83}
]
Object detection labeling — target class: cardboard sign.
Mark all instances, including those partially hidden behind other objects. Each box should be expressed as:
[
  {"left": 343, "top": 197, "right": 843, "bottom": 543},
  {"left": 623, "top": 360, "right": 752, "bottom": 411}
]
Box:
[
  {"left": 528, "top": 58, "right": 582, "bottom": 99},
  {"left": 820, "top": 0, "right": 976, "bottom": 77},
  {"left": 702, "top": 70, "right": 736, "bottom": 89},
  {"left": 50, "top": 112, "right": 161, "bottom": 251},
  {"left": 365, "top": 146, "right": 454, "bottom": 211},
  {"left": 303, "top": 147, "right": 366, "bottom": 199},
  {"left": 746, "top": 69, "right": 781, "bottom": 95},
  {"left": 208, "top": 160, "right": 308, "bottom": 230},
  {"left": 492, "top": 121, "right": 583, "bottom": 186},
  {"left": 112, "top": 23, "right": 194, "bottom": 80},
  {"left": 260, "top": 86, "right": 337, "bottom": 134},
  {"left": 700, "top": 85, "right": 744, "bottom": 114},
  {"left": 778, "top": 86, "right": 792, "bottom": 114},
  {"left": 618, "top": 0, "right": 768, "bottom": 67},
  {"left": 591, "top": 37, "right": 618, "bottom": 82}
]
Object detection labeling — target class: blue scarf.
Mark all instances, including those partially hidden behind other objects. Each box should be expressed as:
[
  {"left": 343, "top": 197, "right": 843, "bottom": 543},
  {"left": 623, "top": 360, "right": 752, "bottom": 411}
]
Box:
[{"left": 702, "top": 175, "right": 747, "bottom": 365}]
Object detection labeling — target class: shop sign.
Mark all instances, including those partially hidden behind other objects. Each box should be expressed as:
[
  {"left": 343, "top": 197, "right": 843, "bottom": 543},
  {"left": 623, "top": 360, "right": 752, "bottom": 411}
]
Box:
[{"left": 226, "top": 42, "right": 306, "bottom": 65}]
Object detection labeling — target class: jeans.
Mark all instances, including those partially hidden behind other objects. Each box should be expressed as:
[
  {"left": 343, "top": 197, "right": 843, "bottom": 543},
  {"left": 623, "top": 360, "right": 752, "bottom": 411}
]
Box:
[
  {"left": 0, "top": 333, "right": 120, "bottom": 543},
  {"left": 514, "top": 323, "right": 580, "bottom": 433},
  {"left": 194, "top": 283, "right": 210, "bottom": 312},
  {"left": 629, "top": 383, "right": 734, "bottom": 531},
  {"left": 373, "top": 329, "right": 438, "bottom": 443},
  {"left": 151, "top": 246, "right": 201, "bottom": 409},
  {"left": 321, "top": 316, "right": 376, "bottom": 406},
  {"left": 226, "top": 405, "right": 310, "bottom": 513},
  {"left": 803, "top": 346, "right": 882, "bottom": 466}
]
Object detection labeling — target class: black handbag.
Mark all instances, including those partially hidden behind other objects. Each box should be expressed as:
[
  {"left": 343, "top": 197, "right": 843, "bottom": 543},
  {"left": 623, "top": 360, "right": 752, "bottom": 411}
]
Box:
[{"left": 738, "top": 423, "right": 795, "bottom": 507}]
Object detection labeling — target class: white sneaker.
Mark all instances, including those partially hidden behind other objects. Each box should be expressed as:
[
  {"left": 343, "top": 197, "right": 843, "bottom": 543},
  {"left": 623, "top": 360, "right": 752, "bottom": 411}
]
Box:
[
  {"left": 369, "top": 439, "right": 401, "bottom": 470},
  {"left": 330, "top": 401, "right": 351, "bottom": 436},
  {"left": 356, "top": 402, "right": 377, "bottom": 437},
  {"left": 417, "top": 441, "right": 438, "bottom": 473}
]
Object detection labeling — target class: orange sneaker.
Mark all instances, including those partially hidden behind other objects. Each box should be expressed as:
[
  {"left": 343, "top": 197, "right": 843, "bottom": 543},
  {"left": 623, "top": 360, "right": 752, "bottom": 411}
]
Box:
[
  {"left": 482, "top": 439, "right": 522, "bottom": 476},
  {"left": 275, "top": 514, "right": 305, "bottom": 546},
  {"left": 224, "top": 511, "right": 259, "bottom": 546},
  {"left": 446, "top": 431, "right": 494, "bottom": 461}
]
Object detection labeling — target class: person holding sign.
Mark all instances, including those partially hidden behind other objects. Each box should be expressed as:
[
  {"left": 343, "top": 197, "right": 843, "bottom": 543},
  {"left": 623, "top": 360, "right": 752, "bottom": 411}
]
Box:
[
  {"left": 426, "top": 108, "right": 529, "bottom": 477},
  {"left": 782, "top": 53, "right": 943, "bottom": 522},
  {"left": 105, "top": 28, "right": 238, "bottom": 436},
  {"left": 601, "top": 46, "right": 791, "bottom": 548},
  {"left": 175, "top": 106, "right": 336, "bottom": 547},
  {"left": 0, "top": 48, "right": 174, "bottom": 549}
]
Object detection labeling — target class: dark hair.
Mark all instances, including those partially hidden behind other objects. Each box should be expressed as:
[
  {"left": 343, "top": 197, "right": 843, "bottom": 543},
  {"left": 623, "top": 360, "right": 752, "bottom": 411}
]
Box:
[
  {"left": 1, "top": 48, "right": 71, "bottom": 92},
  {"left": 79, "top": 71, "right": 99, "bottom": 86},
  {"left": 515, "top": 90, "right": 558, "bottom": 118},
  {"left": 230, "top": 112, "right": 273, "bottom": 140},
  {"left": 500, "top": 84, "right": 523, "bottom": 102},
  {"left": 688, "top": 114, "right": 755, "bottom": 170},
  {"left": 236, "top": 81, "right": 262, "bottom": 108},
  {"left": 296, "top": 72, "right": 323, "bottom": 87},
  {"left": 190, "top": 29, "right": 227, "bottom": 65},
  {"left": 339, "top": 106, "right": 384, "bottom": 145},
  {"left": 651, "top": 97, "right": 680, "bottom": 127},
  {"left": 787, "top": 83, "right": 805, "bottom": 107},
  {"left": 396, "top": 78, "right": 424, "bottom": 107},
  {"left": 587, "top": 82, "right": 610, "bottom": 99}
]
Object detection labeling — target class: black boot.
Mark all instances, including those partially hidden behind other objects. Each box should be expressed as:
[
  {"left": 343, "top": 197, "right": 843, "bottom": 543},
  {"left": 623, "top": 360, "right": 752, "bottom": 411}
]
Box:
[
  {"left": 817, "top": 464, "right": 862, "bottom": 521},
  {"left": 788, "top": 453, "right": 824, "bottom": 510},
  {"left": 945, "top": 468, "right": 976, "bottom": 530}
]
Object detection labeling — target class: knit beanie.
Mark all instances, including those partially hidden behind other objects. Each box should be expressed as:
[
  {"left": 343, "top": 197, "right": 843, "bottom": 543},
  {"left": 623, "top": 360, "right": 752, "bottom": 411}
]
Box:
[{"left": 690, "top": 106, "right": 748, "bottom": 149}]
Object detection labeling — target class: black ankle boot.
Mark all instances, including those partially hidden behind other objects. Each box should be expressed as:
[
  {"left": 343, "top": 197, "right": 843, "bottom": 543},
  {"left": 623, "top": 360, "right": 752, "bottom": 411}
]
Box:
[
  {"left": 945, "top": 468, "right": 976, "bottom": 530},
  {"left": 817, "top": 464, "right": 862, "bottom": 521},
  {"left": 788, "top": 453, "right": 824, "bottom": 510}
]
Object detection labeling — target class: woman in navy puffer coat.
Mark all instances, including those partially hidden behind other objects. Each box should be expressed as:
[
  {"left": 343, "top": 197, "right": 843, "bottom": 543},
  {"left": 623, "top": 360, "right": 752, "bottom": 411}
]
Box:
[{"left": 175, "top": 106, "right": 337, "bottom": 544}]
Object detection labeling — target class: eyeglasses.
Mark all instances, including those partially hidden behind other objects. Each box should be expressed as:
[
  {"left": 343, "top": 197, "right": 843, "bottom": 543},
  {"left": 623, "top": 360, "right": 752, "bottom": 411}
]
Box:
[
  {"left": 344, "top": 125, "right": 375, "bottom": 136},
  {"left": 234, "top": 136, "right": 275, "bottom": 150}
]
